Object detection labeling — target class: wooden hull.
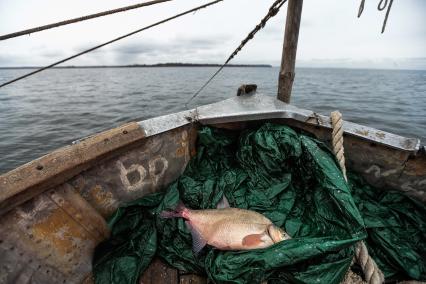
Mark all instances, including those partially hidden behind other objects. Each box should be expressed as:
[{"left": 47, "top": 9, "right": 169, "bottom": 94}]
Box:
[{"left": 0, "top": 94, "right": 424, "bottom": 283}]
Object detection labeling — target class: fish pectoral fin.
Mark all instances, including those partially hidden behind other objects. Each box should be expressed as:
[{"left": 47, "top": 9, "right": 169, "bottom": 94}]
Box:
[
  {"left": 216, "top": 194, "right": 230, "bottom": 209},
  {"left": 185, "top": 221, "right": 207, "bottom": 254},
  {"left": 242, "top": 233, "right": 265, "bottom": 247}
]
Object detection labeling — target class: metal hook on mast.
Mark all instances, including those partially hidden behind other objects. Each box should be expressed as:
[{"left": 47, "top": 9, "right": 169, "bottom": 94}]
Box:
[{"left": 357, "top": 0, "right": 394, "bottom": 33}]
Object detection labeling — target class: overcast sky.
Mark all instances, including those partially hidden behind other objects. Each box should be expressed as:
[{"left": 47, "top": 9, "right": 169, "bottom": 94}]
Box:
[{"left": 0, "top": 0, "right": 425, "bottom": 69}]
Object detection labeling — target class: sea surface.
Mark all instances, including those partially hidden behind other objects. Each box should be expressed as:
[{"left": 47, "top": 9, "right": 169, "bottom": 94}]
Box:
[{"left": 0, "top": 67, "right": 425, "bottom": 174}]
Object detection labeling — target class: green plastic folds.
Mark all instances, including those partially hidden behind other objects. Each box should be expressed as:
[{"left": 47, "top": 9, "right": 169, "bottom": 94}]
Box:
[{"left": 93, "top": 123, "right": 426, "bottom": 283}]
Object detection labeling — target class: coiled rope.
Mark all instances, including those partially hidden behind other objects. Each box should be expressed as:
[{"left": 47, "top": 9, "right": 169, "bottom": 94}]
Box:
[
  {"left": 357, "top": 0, "right": 394, "bottom": 33},
  {"left": 330, "top": 111, "right": 385, "bottom": 284},
  {"left": 0, "top": 0, "right": 224, "bottom": 89},
  {"left": 0, "top": 0, "right": 172, "bottom": 41},
  {"left": 185, "top": 0, "right": 288, "bottom": 108}
]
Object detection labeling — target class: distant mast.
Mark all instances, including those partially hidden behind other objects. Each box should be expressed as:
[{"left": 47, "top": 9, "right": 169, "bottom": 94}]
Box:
[{"left": 277, "top": 0, "right": 303, "bottom": 103}]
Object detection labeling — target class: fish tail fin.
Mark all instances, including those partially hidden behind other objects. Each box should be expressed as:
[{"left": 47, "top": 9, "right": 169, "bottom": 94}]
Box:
[
  {"left": 159, "top": 200, "right": 188, "bottom": 219},
  {"left": 159, "top": 210, "right": 182, "bottom": 218}
]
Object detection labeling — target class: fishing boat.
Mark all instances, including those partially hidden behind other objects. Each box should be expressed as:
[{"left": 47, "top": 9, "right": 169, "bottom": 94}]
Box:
[
  {"left": 1, "top": 92, "right": 425, "bottom": 283},
  {"left": 0, "top": 0, "right": 424, "bottom": 283}
]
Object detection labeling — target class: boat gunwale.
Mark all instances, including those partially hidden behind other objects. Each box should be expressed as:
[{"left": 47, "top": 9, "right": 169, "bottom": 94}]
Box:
[
  {"left": 0, "top": 122, "right": 146, "bottom": 215},
  {"left": 0, "top": 93, "right": 423, "bottom": 215},
  {"left": 139, "top": 93, "right": 422, "bottom": 152}
]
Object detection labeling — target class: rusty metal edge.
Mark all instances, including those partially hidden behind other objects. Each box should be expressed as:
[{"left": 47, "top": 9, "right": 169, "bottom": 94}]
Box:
[
  {"left": 0, "top": 122, "right": 146, "bottom": 215},
  {"left": 137, "top": 94, "right": 421, "bottom": 152},
  {"left": 194, "top": 94, "right": 422, "bottom": 152}
]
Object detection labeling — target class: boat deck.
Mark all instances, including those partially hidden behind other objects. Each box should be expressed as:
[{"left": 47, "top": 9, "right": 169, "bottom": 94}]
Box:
[{"left": 139, "top": 259, "right": 206, "bottom": 284}]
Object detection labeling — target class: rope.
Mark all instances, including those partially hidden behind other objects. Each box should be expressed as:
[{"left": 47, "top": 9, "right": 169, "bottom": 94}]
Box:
[
  {"left": 330, "top": 111, "right": 384, "bottom": 284},
  {"left": 0, "top": 0, "right": 172, "bottom": 41},
  {"left": 357, "top": 0, "right": 394, "bottom": 33},
  {"left": 356, "top": 242, "right": 385, "bottom": 284},
  {"left": 0, "top": 0, "right": 224, "bottom": 89},
  {"left": 330, "top": 111, "right": 347, "bottom": 181},
  {"left": 380, "top": 0, "right": 393, "bottom": 34},
  {"left": 377, "top": 0, "right": 389, "bottom": 11},
  {"left": 185, "top": 0, "right": 288, "bottom": 109},
  {"left": 357, "top": 0, "right": 365, "bottom": 18}
]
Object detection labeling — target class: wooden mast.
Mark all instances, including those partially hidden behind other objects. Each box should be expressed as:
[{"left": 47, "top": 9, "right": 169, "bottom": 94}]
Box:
[{"left": 277, "top": 0, "right": 303, "bottom": 103}]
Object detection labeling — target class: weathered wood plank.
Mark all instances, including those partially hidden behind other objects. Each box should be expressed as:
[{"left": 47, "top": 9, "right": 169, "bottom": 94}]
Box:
[
  {"left": 277, "top": 0, "right": 303, "bottom": 103},
  {"left": 70, "top": 125, "right": 196, "bottom": 218},
  {"left": 0, "top": 182, "right": 107, "bottom": 283},
  {"left": 140, "top": 258, "right": 178, "bottom": 284},
  {"left": 0, "top": 122, "right": 146, "bottom": 215},
  {"left": 179, "top": 274, "right": 207, "bottom": 284}
]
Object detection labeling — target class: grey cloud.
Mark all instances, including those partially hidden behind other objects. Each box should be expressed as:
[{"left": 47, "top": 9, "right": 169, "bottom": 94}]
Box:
[
  {"left": 113, "top": 42, "right": 167, "bottom": 55},
  {"left": 110, "top": 35, "right": 232, "bottom": 64},
  {"left": 73, "top": 42, "right": 106, "bottom": 54},
  {"left": 113, "top": 35, "right": 231, "bottom": 55},
  {"left": 39, "top": 49, "right": 65, "bottom": 58}
]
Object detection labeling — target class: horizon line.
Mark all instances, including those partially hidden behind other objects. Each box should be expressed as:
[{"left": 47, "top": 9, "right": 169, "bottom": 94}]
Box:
[
  {"left": 0, "top": 63, "right": 273, "bottom": 69},
  {"left": 0, "top": 64, "right": 424, "bottom": 72}
]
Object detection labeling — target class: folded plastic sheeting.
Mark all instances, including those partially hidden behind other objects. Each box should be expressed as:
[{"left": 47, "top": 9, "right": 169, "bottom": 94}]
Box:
[
  {"left": 350, "top": 174, "right": 426, "bottom": 280},
  {"left": 93, "top": 123, "right": 425, "bottom": 283}
]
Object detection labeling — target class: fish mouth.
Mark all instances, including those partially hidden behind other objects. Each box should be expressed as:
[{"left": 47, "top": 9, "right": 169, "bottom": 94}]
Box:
[{"left": 267, "top": 225, "right": 291, "bottom": 243}]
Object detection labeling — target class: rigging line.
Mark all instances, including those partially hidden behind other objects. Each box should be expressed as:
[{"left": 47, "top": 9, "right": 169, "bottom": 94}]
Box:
[
  {"left": 185, "top": 0, "right": 287, "bottom": 109},
  {"left": 357, "top": 0, "right": 365, "bottom": 18},
  {"left": 357, "top": 0, "right": 393, "bottom": 33},
  {"left": 0, "top": 0, "right": 224, "bottom": 89},
  {"left": 0, "top": 0, "right": 172, "bottom": 41},
  {"left": 377, "top": 0, "right": 388, "bottom": 11},
  {"left": 380, "top": 0, "right": 393, "bottom": 33}
]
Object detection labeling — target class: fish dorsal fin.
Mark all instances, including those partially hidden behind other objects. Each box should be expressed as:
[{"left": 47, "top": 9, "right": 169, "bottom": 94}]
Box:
[
  {"left": 185, "top": 221, "right": 207, "bottom": 255},
  {"left": 217, "top": 195, "right": 230, "bottom": 209}
]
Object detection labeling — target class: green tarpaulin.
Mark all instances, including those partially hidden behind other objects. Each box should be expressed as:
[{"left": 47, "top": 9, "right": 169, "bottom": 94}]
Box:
[{"left": 93, "top": 123, "right": 426, "bottom": 284}]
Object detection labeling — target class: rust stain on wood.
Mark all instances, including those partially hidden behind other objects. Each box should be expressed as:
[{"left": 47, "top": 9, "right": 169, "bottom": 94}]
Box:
[
  {"left": 87, "top": 184, "right": 117, "bottom": 217},
  {"left": 0, "top": 183, "right": 108, "bottom": 281},
  {"left": 403, "top": 152, "right": 426, "bottom": 176},
  {"left": 32, "top": 207, "right": 90, "bottom": 257},
  {"left": 49, "top": 184, "right": 110, "bottom": 242},
  {"left": 0, "top": 122, "right": 146, "bottom": 215}
]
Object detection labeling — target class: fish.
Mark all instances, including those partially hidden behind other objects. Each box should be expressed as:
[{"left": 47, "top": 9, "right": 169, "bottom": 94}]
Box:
[{"left": 160, "top": 196, "right": 291, "bottom": 253}]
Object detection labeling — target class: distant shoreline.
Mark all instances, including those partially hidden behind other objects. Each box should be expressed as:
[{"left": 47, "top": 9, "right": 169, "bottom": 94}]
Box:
[{"left": 0, "top": 63, "right": 272, "bottom": 69}]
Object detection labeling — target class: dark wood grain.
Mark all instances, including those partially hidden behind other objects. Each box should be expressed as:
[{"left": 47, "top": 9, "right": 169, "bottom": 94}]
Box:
[
  {"left": 277, "top": 0, "right": 303, "bottom": 103},
  {"left": 140, "top": 258, "right": 178, "bottom": 284}
]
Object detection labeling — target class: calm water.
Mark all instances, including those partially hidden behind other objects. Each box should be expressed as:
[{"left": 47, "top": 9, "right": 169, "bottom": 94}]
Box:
[{"left": 0, "top": 67, "right": 425, "bottom": 174}]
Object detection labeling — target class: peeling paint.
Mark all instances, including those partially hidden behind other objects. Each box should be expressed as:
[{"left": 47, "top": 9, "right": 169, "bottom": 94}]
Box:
[
  {"left": 365, "top": 164, "right": 403, "bottom": 178},
  {"left": 32, "top": 207, "right": 90, "bottom": 257},
  {"left": 375, "top": 132, "right": 386, "bottom": 139},
  {"left": 355, "top": 129, "right": 370, "bottom": 136},
  {"left": 89, "top": 185, "right": 117, "bottom": 217}
]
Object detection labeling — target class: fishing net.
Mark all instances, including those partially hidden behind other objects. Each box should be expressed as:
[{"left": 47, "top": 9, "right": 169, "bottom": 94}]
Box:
[{"left": 93, "top": 123, "right": 426, "bottom": 284}]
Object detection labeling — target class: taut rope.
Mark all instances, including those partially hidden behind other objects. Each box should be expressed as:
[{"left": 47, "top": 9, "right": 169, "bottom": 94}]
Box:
[
  {"left": 330, "top": 111, "right": 384, "bottom": 284},
  {"left": 357, "top": 0, "right": 394, "bottom": 33},
  {"left": 0, "top": 0, "right": 224, "bottom": 89},
  {"left": 185, "top": 0, "right": 288, "bottom": 108},
  {"left": 0, "top": 0, "right": 172, "bottom": 41},
  {"left": 331, "top": 111, "right": 347, "bottom": 181}
]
